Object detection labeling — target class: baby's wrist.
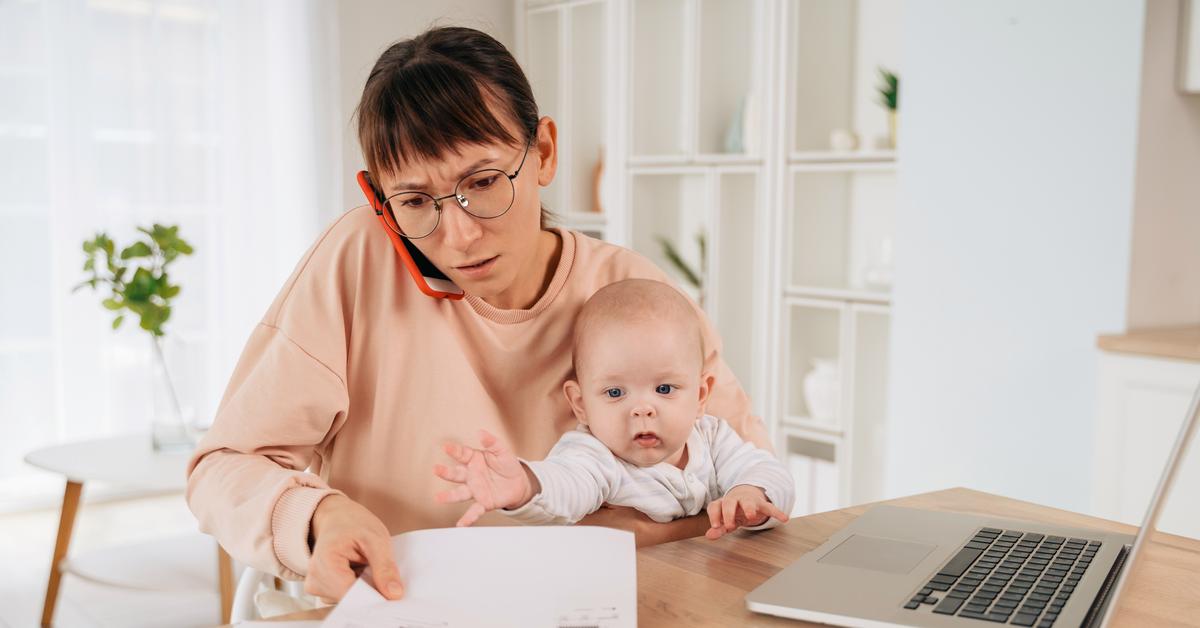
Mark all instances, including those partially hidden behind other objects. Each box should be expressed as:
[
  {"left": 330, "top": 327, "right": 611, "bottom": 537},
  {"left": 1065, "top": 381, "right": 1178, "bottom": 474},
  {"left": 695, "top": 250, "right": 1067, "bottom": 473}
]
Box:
[{"left": 514, "top": 461, "right": 541, "bottom": 508}]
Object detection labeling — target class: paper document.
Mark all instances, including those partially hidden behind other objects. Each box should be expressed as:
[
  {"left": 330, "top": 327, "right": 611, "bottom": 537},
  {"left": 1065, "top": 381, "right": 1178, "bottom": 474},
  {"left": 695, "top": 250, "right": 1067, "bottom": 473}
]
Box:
[{"left": 322, "top": 526, "right": 636, "bottom": 628}]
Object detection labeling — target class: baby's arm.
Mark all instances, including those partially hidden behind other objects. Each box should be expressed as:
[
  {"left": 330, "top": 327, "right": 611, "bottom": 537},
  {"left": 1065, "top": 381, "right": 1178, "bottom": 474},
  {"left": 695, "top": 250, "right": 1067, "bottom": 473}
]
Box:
[
  {"left": 502, "top": 431, "right": 621, "bottom": 525},
  {"left": 433, "top": 429, "right": 619, "bottom": 526},
  {"left": 706, "top": 417, "right": 796, "bottom": 537}
]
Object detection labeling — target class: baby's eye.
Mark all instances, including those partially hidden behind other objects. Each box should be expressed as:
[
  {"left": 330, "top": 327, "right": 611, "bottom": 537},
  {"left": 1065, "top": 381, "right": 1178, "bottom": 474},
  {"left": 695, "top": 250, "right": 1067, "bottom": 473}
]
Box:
[
  {"left": 655, "top": 384, "right": 675, "bottom": 395},
  {"left": 604, "top": 388, "right": 624, "bottom": 399}
]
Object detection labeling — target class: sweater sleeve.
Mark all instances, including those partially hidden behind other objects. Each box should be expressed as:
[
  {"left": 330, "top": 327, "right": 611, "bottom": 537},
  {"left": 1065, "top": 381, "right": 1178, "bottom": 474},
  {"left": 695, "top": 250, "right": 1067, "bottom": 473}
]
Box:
[
  {"left": 186, "top": 323, "right": 350, "bottom": 579},
  {"left": 500, "top": 431, "right": 621, "bottom": 525},
  {"left": 705, "top": 416, "right": 795, "bottom": 530}
]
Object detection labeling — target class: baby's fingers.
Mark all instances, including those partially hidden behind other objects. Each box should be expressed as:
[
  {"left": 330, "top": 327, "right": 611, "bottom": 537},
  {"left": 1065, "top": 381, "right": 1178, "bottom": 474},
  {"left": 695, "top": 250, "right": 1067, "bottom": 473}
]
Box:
[
  {"left": 705, "top": 501, "right": 725, "bottom": 540},
  {"left": 432, "top": 463, "right": 468, "bottom": 484},
  {"left": 456, "top": 502, "right": 487, "bottom": 527},
  {"left": 442, "top": 441, "right": 473, "bottom": 465},
  {"left": 435, "top": 485, "right": 474, "bottom": 504},
  {"left": 761, "top": 501, "right": 790, "bottom": 523}
]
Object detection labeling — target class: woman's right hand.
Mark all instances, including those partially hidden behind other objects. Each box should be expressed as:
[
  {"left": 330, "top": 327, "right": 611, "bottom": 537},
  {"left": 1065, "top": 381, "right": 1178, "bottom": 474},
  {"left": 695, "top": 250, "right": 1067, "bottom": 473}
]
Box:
[{"left": 305, "top": 494, "right": 404, "bottom": 603}]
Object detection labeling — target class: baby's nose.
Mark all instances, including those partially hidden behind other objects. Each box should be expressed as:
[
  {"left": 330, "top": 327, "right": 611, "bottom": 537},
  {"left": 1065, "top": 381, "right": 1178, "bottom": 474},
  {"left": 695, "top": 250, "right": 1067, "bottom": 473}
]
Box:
[{"left": 630, "top": 404, "right": 656, "bottom": 418}]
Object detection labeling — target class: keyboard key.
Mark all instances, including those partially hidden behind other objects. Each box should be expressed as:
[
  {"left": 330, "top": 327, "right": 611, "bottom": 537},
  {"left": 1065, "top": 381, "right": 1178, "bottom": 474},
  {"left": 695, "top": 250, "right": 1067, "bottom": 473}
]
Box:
[
  {"left": 904, "top": 600, "right": 920, "bottom": 609},
  {"left": 948, "top": 590, "right": 971, "bottom": 599},
  {"left": 925, "top": 596, "right": 940, "bottom": 604},
  {"left": 960, "top": 611, "right": 989, "bottom": 620},
  {"left": 983, "top": 527, "right": 1003, "bottom": 533},
  {"left": 964, "top": 603, "right": 990, "bottom": 614},
  {"left": 1023, "top": 533, "right": 1045, "bottom": 542},
  {"left": 1047, "top": 536, "right": 1065, "bottom": 543},
  {"left": 919, "top": 587, "right": 933, "bottom": 596},
  {"left": 939, "top": 547, "right": 984, "bottom": 578},
  {"left": 1013, "top": 613, "right": 1040, "bottom": 626},
  {"left": 965, "top": 541, "right": 990, "bottom": 550},
  {"left": 1037, "top": 621, "right": 1056, "bottom": 628},
  {"left": 931, "top": 574, "right": 956, "bottom": 585},
  {"left": 933, "top": 596, "right": 964, "bottom": 614}
]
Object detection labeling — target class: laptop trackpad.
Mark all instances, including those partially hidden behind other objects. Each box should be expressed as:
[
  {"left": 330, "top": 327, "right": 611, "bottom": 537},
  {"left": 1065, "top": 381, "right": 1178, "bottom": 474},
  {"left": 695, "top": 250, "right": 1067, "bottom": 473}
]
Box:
[{"left": 817, "top": 534, "right": 937, "bottom": 575}]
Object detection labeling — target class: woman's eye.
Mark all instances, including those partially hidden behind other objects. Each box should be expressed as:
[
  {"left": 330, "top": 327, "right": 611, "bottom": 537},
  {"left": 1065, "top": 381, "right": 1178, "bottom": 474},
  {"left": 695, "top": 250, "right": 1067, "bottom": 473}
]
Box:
[
  {"left": 655, "top": 384, "right": 675, "bottom": 395},
  {"left": 470, "top": 175, "right": 498, "bottom": 190},
  {"left": 604, "top": 388, "right": 624, "bottom": 399}
]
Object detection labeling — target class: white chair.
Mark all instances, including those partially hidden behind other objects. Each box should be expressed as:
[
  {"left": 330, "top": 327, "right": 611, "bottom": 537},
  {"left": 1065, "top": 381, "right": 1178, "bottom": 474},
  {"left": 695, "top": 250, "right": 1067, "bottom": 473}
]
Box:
[{"left": 230, "top": 566, "right": 316, "bottom": 621}]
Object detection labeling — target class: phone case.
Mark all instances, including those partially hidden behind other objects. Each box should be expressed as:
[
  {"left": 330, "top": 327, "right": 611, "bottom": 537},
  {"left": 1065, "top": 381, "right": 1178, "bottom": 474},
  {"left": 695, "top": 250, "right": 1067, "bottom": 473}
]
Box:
[{"left": 356, "top": 170, "right": 465, "bottom": 300}]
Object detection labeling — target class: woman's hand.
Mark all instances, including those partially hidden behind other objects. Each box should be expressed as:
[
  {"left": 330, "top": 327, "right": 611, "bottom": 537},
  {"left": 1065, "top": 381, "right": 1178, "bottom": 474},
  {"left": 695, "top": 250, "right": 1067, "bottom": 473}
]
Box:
[
  {"left": 433, "top": 429, "right": 538, "bottom": 527},
  {"left": 705, "top": 485, "right": 789, "bottom": 540},
  {"left": 579, "top": 505, "right": 710, "bottom": 547},
  {"left": 305, "top": 494, "right": 403, "bottom": 603}
]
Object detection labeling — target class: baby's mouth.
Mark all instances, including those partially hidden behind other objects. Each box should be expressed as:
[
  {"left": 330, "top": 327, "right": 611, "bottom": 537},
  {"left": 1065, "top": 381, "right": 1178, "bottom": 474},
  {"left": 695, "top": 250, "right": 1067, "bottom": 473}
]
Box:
[{"left": 634, "top": 432, "right": 660, "bottom": 448}]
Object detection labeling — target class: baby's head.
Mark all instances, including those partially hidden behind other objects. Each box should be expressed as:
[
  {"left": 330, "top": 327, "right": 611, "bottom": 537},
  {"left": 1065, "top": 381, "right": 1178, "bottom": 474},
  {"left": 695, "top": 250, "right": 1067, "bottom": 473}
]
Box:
[{"left": 563, "top": 279, "right": 714, "bottom": 468}]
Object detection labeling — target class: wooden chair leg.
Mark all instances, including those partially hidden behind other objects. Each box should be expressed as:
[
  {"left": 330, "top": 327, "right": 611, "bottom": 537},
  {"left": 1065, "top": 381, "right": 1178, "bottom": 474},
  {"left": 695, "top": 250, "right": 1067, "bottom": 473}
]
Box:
[
  {"left": 218, "top": 545, "right": 234, "bottom": 624},
  {"left": 41, "top": 480, "right": 82, "bottom": 627}
]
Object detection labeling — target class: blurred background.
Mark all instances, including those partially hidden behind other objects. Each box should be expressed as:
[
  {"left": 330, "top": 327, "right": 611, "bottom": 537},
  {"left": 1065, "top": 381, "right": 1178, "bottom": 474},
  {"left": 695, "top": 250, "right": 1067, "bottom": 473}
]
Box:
[{"left": 1, "top": 0, "right": 1198, "bottom": 625}]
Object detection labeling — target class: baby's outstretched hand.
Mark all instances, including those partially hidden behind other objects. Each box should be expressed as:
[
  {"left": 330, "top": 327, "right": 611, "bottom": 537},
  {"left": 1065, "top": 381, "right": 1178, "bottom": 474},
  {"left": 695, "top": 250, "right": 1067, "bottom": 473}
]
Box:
[
  {"left": 433, "top": 429, "right": 537, "bottom": 527},
  {"left": 705, "top": 485, "right": 789, "bottom": 540}
]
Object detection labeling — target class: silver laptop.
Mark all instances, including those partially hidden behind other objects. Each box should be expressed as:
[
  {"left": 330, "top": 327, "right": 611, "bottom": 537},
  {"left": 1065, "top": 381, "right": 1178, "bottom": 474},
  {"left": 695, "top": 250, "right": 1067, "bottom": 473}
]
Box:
[{"left": 747, "top": 381, "right": 1200, "bottom": 628}]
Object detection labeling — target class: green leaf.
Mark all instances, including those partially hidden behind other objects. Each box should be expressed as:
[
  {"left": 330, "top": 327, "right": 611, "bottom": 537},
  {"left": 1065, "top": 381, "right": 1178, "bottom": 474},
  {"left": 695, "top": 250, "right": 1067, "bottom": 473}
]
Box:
[
  {"left": 112, "top": 315, "right": 124, "bottom": 330},
  {"left": 83, "top": 257, "right": 95, "bottom": 272},
  {"left": 162, "top": 284, "right": 181, "bottom": 299},
  {"left": 126, "top": 267, "right": 156, "bottom": 301},
  {"left": 120, "top": 241, "right": 153, "bottom": 260},
  {"left": 102, "top": 297, "right": 123, "bottom": 311},
  {"left": 175, "top": 239, "right": 194, "bottom": 255},
  {"left": 83, "top": 240, "right": 97, "bottom": 254}
]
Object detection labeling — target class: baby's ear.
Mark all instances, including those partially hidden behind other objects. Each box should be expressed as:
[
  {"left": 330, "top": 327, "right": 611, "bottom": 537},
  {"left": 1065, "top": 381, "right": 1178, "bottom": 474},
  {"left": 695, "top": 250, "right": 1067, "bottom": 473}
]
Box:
[
  {"left": 562, "top": 379, "right": 589, "bottom": 425},
  {"left": 696, "top": 372, "right": 716, "bottom": 416}
]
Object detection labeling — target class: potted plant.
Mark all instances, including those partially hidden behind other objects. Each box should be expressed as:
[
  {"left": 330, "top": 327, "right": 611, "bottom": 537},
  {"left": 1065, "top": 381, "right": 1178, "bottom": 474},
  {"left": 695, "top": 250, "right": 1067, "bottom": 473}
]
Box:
[
  {"left": 74, "top": 224, "right": 195, "bottom": 451},
  {"left": 876, "top": 67, "right": 899, "bottom": 149},
  {"left": 655, "top": 231, "right": 706, "bottom": 308}
]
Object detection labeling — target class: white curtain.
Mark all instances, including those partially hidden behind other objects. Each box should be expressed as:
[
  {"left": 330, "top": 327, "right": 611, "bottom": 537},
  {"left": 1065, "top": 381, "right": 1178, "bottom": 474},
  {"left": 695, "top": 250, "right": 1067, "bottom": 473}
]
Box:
[{"left": 0, "top": 0, "right": 342, "bottom": 510}]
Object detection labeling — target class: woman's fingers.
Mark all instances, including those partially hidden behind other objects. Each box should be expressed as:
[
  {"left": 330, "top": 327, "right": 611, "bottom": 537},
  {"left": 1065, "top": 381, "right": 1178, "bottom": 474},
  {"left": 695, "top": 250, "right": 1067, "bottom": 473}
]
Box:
[
  {"left": 432, "top": 463, "right": 468, "bottom": 484},
  {"left": 304, "top": 544, "right": 357, "bottom": 602},
  {"left": 456, "top": 502, "right": 487, "bottom": 527},
  {"left": 360, "top": 535, "right": 404, "bottom": 600},
  {"left": 434, "top": 485, "right": 474, "bottom": 504}
]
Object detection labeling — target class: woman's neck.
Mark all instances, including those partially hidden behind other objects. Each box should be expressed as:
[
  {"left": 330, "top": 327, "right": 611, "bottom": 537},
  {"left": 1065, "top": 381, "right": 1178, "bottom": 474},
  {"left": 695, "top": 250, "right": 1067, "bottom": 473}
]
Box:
[{"left": 482, "top": 229, "right": 562, "bottom": 310}]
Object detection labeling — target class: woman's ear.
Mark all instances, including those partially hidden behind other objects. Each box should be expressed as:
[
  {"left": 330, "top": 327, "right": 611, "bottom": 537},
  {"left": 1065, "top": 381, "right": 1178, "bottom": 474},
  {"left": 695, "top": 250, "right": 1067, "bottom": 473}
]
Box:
[
  {"left": 563, "top": 379, "right": 588, "bottom": 425},
  {"left": 696, "top": 372, "right": 716, "bottom": 417},
  {"left": 535, "top": 116, "right": 558, "bottom": 187}
]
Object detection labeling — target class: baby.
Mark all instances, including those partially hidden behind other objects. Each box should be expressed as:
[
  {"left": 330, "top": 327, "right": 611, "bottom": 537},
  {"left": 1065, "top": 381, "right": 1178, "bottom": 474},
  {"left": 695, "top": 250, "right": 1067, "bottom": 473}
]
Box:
[{"left": 433, "top": 278, "right": 794, "bottom": 539}]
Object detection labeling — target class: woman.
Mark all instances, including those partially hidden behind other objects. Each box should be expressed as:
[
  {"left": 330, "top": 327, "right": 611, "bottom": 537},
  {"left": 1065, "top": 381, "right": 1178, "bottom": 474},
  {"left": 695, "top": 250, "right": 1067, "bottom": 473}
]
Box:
[{"left": 186, "top": 26, "right": 772, "bottom": 602}]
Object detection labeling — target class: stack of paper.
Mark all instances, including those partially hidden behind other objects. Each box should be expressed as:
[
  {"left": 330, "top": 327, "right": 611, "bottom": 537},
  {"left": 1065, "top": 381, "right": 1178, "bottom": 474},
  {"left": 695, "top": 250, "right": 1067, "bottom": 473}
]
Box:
[{"left": 322, "top": 526, "right": 636, "bottom": 628}]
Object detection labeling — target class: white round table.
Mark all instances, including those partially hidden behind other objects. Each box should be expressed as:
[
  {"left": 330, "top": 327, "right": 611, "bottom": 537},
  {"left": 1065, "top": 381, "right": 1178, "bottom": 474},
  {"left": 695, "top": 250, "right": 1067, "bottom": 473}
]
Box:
[{"left": 25, "top": 434, "right": 234, "bottom": 626}]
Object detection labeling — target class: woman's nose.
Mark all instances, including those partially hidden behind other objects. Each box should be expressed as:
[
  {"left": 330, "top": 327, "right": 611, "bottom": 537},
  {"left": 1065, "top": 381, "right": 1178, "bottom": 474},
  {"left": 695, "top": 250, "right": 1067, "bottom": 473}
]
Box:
[{"left": 438, "top": 198, "right": 483, "bottom": 250}]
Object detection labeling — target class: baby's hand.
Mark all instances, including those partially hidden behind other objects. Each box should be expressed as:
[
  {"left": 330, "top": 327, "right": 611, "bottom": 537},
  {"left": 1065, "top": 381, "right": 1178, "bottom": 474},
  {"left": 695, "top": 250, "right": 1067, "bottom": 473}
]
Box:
[
  {"left": 705, "top": 485, "right": 789, "bottom": 540},
  {"left": 433, "top": 429, "right": 537, "bottom": 527}
]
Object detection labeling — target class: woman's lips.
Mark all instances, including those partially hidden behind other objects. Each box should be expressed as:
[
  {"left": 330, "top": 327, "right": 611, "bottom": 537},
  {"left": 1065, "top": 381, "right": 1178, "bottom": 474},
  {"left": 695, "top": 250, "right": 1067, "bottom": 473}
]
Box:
[{"left": 454, "top": 255, "right": 498, "bottom": 278}]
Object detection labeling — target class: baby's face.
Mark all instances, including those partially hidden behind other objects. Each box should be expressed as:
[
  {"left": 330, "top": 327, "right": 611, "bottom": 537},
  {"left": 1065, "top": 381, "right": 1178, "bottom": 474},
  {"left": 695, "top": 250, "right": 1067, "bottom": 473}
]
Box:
[{"left": 565, "top": 317, "right": 711, "bottom": 468}]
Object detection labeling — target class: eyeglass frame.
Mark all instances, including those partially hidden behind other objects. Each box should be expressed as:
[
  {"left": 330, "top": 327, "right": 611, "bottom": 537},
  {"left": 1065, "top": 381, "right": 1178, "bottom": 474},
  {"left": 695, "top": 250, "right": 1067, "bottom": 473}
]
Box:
[{"left": 379, "top": 138, "right": 535, "bottom": 240}]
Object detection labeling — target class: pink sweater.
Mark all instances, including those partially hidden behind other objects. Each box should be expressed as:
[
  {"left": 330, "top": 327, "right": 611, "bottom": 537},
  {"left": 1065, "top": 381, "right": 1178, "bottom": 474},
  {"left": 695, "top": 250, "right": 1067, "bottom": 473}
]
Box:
[{"left": 185, "top": 206, "right": 770, "bottom": 580}]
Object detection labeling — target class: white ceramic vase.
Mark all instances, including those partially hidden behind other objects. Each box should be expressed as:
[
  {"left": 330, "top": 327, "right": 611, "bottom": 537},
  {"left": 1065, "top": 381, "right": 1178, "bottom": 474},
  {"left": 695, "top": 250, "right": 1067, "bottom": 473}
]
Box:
[{"left": 802, "top": 359, "right": 840, "bottom": 423}]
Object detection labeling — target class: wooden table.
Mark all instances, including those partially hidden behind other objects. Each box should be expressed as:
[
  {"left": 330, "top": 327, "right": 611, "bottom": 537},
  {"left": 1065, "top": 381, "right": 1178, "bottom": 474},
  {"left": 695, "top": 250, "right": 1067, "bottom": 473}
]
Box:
[
  {"left": 244, "top": 487, "right": 1200, "bottom": 626},
  {"left": 25, "top": 435, "right": 235, "bottom": 626}
]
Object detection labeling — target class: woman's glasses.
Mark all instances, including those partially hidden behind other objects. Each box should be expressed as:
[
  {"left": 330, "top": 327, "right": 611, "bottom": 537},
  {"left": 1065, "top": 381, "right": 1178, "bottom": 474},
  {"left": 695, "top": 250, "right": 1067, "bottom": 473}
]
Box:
[{"left": 381, "top": 142, "right": 533, "bottom": 239}]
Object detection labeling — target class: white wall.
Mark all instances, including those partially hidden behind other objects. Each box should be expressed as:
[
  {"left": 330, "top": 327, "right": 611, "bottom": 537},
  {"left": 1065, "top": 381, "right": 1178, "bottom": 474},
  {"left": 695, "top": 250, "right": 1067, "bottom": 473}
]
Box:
[
  {"left": 1126, "top": 0, "right": 1200, "bottom": 329},
  {"left": 885, "top": 0, "right": 1146, "bottom": 512},
  {"left": 335, "top": 0, "right": 515, "bottom": 213}
]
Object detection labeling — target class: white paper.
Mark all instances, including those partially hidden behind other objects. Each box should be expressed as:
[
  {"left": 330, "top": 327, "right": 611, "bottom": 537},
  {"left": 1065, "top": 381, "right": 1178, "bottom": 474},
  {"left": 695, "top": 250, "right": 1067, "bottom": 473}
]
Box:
[{"left": 322, "top": 526, "right": 635, "bottom": 628}]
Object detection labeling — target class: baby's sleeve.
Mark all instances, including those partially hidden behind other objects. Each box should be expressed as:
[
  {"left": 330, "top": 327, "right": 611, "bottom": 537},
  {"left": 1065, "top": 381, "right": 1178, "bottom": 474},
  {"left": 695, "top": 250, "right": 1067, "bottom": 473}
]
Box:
[
  {"left": 706, "top": 416, "right": 796, "bottom": 530},
  {"left": 500, "top": 431, "right": 622, "bottom": 525}
]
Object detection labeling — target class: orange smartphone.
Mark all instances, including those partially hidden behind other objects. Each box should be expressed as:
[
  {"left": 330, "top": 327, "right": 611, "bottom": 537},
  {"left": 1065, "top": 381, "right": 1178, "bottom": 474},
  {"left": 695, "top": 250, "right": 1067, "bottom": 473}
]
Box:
[{"left": 356, "top": 170, "right": 464, "bottom": 300}]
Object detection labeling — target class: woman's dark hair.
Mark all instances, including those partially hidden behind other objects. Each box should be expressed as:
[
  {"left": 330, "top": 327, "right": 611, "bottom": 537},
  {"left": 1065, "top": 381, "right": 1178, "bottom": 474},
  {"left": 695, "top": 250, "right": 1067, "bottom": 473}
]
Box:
[{"left": 356, "top": 27, "right": 552, "bottom": 225}]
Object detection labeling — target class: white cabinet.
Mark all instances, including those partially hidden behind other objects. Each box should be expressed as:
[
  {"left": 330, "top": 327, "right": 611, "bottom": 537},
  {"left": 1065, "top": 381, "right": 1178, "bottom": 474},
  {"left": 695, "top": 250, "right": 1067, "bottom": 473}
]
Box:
[
  {"left": 519, "top": 0, "right": 902, "bottom": 515},
  {"left": 1092, "top": 351, "right": 1200, "bottom": 539}
]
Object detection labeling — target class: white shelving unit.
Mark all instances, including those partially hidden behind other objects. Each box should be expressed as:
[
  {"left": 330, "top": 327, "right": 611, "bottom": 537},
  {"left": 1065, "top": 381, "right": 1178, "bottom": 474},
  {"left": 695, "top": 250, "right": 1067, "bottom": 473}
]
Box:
[{"left": 517, "top": 0, "right": 901, "bottom": 516}]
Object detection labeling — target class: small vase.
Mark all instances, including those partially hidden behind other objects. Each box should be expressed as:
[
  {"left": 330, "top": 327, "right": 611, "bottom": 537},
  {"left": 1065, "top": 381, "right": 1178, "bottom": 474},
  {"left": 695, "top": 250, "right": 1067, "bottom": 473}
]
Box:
[
  {"left": 150, "top": 335, "right": 194, "bottom": 452},
  {"left": 887, "top": 110, "right": 898, "bottom": 149},
  {"left": 802, "top": 359, "right": 840, "bottom": 424}
]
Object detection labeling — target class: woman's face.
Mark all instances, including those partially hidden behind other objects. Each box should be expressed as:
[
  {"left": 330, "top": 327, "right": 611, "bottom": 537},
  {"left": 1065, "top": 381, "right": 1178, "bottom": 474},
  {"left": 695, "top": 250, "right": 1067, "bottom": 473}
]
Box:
[{"left": 375, "top": 114, "right": 558, "bottom": 309}]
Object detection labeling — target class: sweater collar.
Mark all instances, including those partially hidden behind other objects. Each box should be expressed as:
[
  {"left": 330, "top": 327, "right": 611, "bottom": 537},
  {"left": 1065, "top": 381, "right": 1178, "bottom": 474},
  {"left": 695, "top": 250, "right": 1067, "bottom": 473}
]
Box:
[{"left": 464, "top": 227, "right": 575, "bottom": 324}]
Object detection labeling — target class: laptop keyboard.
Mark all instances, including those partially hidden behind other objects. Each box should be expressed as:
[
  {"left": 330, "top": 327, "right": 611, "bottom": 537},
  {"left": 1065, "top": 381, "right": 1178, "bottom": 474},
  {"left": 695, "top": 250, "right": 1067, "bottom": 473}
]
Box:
[{"left": 902, "top": 528, "right": 1101, "bottom": 627}]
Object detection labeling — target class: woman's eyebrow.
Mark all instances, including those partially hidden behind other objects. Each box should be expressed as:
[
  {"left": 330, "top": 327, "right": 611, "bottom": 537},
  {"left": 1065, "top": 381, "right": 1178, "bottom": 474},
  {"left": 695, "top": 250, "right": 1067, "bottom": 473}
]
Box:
[{"left": 389, "top": 157, "right": 498, "bottom": 193}]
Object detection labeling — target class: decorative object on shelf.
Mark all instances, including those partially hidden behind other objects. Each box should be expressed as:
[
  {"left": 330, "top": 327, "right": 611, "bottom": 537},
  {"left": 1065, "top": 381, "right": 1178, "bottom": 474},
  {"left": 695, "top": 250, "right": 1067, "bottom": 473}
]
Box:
[
  {"left": 74, "top": 224, "right": 196, "bottom": 451},
  {"left": 829, "top": 129, "right": 860, "bottom": 152},
  {"left": 723, "top": 91, "right": 759, "bottom": 154},
  {"left": 862, "top": 236, "right": 895, "bottom": 290},
  {"left": 591, "top": 146, "right": 604, "bottom": 213},
  {"left": 875, "top": 67, "right": 899, "bottom": 149},
  {"left": 655, "top": 231, "right": 706, "bottom": 308},
  {"left": 802, "top": 358, "right": 840, "bottom": 424}
]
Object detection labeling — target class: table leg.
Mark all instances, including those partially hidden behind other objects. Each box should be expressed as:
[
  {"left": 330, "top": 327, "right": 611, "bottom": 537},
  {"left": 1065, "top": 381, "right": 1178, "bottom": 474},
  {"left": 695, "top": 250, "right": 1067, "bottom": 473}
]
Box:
[
  {"left": 218, "top": 545, "right": 233, "bottom": 624},
  {"left": 41, "top": 480, "right": 82, "bottom": 627}
]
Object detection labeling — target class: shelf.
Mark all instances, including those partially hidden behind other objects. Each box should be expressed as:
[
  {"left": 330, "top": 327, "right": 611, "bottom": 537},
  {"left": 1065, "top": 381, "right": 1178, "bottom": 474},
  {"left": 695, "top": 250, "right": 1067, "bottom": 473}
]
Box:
[
  {"left": 629, "top": 154, "right": 763, "bottom": 168},
  {"left": 784, "top": 285, "right": 891, "bottom": 305},
  {"left": 789, "top": 150, "right": 896, "bottom": 164},
  {"left": 781, "top": 416, "right": 844, "bottom": 439}
]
